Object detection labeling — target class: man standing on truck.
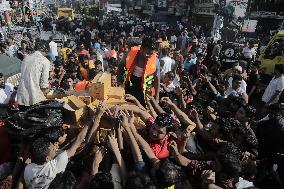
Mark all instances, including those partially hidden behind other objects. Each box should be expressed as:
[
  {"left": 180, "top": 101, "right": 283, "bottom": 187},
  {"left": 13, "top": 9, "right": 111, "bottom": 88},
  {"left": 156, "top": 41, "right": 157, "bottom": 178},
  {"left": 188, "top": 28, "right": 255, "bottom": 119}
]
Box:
[{"left": 122, "top": 37, "right": 160, "bottom": 107}]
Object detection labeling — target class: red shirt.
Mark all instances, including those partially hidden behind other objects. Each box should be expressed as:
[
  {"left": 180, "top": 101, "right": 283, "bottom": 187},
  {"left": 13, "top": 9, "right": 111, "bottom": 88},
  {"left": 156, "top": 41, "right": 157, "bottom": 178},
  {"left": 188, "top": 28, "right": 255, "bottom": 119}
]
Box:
[
  {"left": 78, "top": 49, "right": 90, "bottom": 56},
  {"left": 150, "top": 135, "right": 169, "bottom": 159},
  {"left": 146, "top": 117, "right": 170, "bottom": 159}
]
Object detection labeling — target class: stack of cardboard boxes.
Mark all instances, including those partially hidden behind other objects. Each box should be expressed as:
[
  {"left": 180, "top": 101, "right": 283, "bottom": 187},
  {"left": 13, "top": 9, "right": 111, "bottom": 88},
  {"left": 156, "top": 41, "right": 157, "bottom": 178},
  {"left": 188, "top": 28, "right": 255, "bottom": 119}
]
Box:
[{"left": 61, "top": 73, "right": 127, "bottom": 129}]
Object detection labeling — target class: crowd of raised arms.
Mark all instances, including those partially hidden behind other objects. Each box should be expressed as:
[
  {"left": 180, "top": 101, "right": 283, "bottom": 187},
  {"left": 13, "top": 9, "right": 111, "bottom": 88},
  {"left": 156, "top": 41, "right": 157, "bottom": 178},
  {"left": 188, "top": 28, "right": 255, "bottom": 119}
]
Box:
[{"left": 0, "top": 13, "right": 283, "bottom": 189}]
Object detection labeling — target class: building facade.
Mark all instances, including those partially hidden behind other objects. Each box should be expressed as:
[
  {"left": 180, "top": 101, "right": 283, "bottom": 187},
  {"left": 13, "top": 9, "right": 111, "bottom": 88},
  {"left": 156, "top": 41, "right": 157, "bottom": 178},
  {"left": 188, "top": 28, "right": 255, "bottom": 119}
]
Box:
[
  {"left": 192, "top": 0, "right": 215, "bottom": 26},
  {"left": 250, "top": 0, "right": 284, "bottom": 32}
]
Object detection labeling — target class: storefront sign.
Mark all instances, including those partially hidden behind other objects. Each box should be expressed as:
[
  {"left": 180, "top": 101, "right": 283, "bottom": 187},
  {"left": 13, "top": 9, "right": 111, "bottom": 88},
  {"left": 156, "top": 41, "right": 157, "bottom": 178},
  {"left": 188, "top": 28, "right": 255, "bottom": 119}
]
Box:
[
  {"left": 193, "top": 0, "right": 215, "bottom": 16},
  {"left": 250, "top": 11, "right": 284, "bottom": 19},
  {"left": 193, "top": 6, "right": 214, "bottom": 15}
]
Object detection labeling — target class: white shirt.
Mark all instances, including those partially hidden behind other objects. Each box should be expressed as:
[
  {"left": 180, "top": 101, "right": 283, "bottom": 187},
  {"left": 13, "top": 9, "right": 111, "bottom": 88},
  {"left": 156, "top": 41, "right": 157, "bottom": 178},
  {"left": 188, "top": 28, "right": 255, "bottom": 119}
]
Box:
[
  {"left": 49, "top": 41, "right": 58, "bottom": 57},
  {"left": 170, "top": 35, "right": 177, "bottom": 43},
  {"left": 262, "top": 76, "right": 284, "bottom": 104},
  {"left": 24, "top": 151, "right": 69, "bottom": 189},
  {"left": 110, "top": 164, "right": 122, "bottom": 189},
  {"left": 164, "top": 82, "right": 175, "bottom": 92},
  {"left": 7, "top": 45, "right": 18, "bottom": 57},
  {"left": 173, "top": 75, "right": 180, "bottom": 87},
  {"left": 17, "top": 51, "right": 50, "bottom": 106},
  {"left": 0, "top": 83, "right": 14, "bottom": 104},
  {"left": 226, "top": 87, "right": 246, "bottom": 97},
  {"left": 236, "top": 177, "right": 254, "bottom": 189},
  {"left": 228, "top": 77, "right": 247, "bottom": 92},
  {"left": 75, "top": 28, "right": 81, "bottom": 33},
  {"left": 160, "top": 56, "right": 173, "bottom": 77},
  {"left": 133, "top": 66, "right": 144, "bottom": 77},
  {"left": 242, "top": 46, "right": 252, "bottom": 59}
]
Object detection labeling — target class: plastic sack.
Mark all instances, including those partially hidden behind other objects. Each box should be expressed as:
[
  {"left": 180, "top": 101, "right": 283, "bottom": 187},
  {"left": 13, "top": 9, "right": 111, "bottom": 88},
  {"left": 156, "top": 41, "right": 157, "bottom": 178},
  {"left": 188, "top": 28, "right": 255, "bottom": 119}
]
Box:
[{"left": 5, "top": 100, "right": 64, "bottom": 141}]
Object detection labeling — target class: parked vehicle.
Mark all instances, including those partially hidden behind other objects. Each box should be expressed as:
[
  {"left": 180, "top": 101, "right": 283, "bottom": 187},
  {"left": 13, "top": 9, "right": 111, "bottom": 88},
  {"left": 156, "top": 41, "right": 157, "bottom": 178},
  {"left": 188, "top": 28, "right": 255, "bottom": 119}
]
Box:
[
  {"left": 259, "top": 30, "right": 284, "bottom": 75},
  {"left": 57, "top": 8, "right": 75, "bottom": 20}
]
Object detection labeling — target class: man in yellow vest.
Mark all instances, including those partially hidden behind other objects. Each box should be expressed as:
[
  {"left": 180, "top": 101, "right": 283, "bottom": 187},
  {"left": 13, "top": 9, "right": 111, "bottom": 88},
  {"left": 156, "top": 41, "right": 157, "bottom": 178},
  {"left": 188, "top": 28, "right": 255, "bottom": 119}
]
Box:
[{"left": 123, "top": 37, "right": 161, "bottom": 107}]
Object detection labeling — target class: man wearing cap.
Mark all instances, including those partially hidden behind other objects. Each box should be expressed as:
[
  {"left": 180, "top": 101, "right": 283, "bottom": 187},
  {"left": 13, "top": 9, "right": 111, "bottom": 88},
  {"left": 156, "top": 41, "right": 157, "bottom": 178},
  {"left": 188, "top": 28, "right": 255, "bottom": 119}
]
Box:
[{"left": 123, "top": 37, "right": 160, "bottom": 107}]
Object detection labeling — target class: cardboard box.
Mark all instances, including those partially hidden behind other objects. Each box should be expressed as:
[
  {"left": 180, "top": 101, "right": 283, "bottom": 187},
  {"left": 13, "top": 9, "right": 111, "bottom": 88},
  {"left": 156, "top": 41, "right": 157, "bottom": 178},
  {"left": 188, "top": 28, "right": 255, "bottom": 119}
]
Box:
[
  {"left": 108, "top": 87, "right": 125, "bottom": 100},
  {"left": 78, "top": 96, "right": 92, "bottom": 105},
  {"left": 89, "top": 72, "right": 112, "bottom": 100},
  {"left": 62, "top": 95, "right": 88, "bottom": 127}
]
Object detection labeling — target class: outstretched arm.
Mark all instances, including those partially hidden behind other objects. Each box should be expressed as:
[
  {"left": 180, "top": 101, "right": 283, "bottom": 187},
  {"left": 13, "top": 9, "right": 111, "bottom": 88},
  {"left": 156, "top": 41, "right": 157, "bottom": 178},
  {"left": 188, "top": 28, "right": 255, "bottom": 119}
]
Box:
[
  {"left": 200, "top": 74, "right": 218, "bottom": 95},
  {"left": 108, "top": 134, "right": 127, "bottom": 186},
  {"left": 119, "top": 111, "right": 143, "bottom": 163},
  {"left": 68, "top": 101, "right": 106, "bottom": 158},
  {"left": 147, "top": 95, "right": 165, "bottom": 114},
  {"left": 146, "top": 98, "right": 158, "bottom": 119},
  {"left": 86, "top": 101, "right": 106, "bottom": 142},
  {"left": 122, "top": 105, "right": 152, "bottom": 123},
  {"left": 129, "top": 121, "right": 158, "bottom": 162},
  {"left": 125, "top": 94, "right": 146, "bottom": 111},
  {"left": 161, "top": 97, "right": 196, "bottom": 130}
]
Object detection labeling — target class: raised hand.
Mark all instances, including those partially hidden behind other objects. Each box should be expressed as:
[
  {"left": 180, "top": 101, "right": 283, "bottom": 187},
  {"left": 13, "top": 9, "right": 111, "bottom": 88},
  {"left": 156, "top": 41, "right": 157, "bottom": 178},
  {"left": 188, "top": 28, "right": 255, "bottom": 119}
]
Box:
[
  {"left": 92, "top": 147, "right": 106, "bottom": 175},
  {"left": 176, "top": 87, "right": 183, "bottom": 96},
  {"left": 94, "top": 100, "right": 107, "bottom": 118},
  {"left": 190, "top": 109, "right": 198, "bottom": 120},
  {"left": 107, "top": 133, "right": 119, "bottom": 152},
  {"left": 169, "top": 140, "right": 179, "bottom": 156},
  {"left": 146, "top": 94, "right": 155, "bottom": 101},
  {"left": 118, "top": 110, "right": 129, "bottom": 128},
  {"left": 182, "top": 126, "right": 192, "bottom": 140},
  {"left": 201, "top": 170, "right": 215, "bottom": 185},
  {"left": 161, "top": 97, "right": 174, "bottom": 106},
  {"left": 124, "top": 110, "right": 135, "bottom": 124},
  {"left": 206, "top": 106, "right": 215, "bottom": 115},
  {"left": 93, "top": 147, "right": 106, "bottom": 165},
  {"left": 200, "top": 74, "right": 209, "bottom": 83}
]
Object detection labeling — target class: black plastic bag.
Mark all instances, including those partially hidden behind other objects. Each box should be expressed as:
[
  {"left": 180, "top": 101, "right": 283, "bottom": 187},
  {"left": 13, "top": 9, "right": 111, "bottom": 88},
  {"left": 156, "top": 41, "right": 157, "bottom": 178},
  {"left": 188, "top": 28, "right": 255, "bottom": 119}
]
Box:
[{"left": 5, "top": 100, "right": 64, "bottom": 141}]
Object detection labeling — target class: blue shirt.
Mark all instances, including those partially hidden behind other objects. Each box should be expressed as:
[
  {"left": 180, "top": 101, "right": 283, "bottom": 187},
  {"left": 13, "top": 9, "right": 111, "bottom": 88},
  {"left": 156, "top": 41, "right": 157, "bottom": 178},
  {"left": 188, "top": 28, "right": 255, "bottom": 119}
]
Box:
[
  {"left": 94, "top": 43, "right": 101, "bottom": 51},
  {"left": 184, "top": 57, "right": 197, "bottom": 71}
]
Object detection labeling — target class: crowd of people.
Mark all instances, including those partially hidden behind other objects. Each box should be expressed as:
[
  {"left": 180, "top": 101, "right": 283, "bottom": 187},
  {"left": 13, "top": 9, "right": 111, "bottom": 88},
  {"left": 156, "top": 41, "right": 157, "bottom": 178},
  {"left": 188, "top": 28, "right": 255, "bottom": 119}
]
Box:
[{"left": 0, "top": 13, "right": 284, "bottom": 189}]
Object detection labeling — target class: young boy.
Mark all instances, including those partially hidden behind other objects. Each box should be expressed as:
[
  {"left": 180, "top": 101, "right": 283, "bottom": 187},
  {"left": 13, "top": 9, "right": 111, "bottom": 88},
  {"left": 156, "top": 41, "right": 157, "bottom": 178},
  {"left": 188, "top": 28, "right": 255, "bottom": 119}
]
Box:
[{"left": 24, "top": 107, "right": 104, "bottom": 189}]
